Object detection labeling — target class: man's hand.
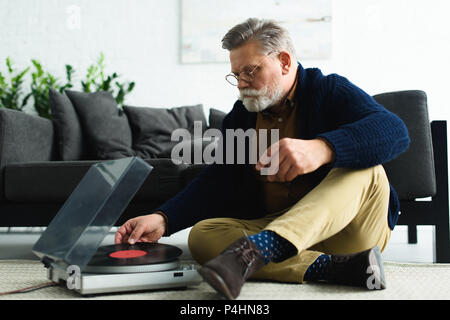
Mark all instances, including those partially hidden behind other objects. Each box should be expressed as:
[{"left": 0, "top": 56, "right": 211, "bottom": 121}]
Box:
[
  {"left": 255, "top": 138, "right": 335, "bottom": 182},
  {"left": 114, "top": 213, "right": 166, "bottom": 245}
]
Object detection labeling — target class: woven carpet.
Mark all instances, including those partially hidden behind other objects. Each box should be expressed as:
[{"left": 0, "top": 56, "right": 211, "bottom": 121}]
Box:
[{"left": 1, "top": 259, "right": 450, "bottom": 300}]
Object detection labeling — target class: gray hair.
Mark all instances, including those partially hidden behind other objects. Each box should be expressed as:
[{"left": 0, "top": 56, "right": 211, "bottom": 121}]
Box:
[{"left": 221, "top": 18, "right": 296, "bottom": 59}]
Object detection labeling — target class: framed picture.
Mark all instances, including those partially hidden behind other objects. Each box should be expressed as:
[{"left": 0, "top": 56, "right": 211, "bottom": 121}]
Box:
[{"left": 180, "top": 0, "right": 332, "bottom": 64}]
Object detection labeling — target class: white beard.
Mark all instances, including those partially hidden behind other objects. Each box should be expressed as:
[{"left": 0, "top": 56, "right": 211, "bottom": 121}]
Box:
[{"left": 239, "top": 84, "right": 284, "bottom": 112}]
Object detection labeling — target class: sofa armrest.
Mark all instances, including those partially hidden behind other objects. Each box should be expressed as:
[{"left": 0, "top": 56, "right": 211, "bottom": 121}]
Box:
[{"left": 0, "top": 109, "right": 55, "bottom": 200}]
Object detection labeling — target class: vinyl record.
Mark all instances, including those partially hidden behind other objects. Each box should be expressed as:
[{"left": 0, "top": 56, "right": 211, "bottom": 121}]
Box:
[{"left": 84, "top": 242, "right": 183, "bottom": 274}]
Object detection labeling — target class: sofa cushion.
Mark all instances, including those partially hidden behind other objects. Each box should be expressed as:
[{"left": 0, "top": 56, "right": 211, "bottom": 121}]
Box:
[
  {"left": 208, "top": 108, "right": 227, "bottom": 130},
  {"left": 49, "top": 89, "right": 87, "bottom": 161},
  {"left": 0, "top": 109, "right": 56, "bottom": 201},
  {"left": 124, "top": 104, "right": 207, "bottom": 159},
  {"left": 3, "top": 159, "right": 188, "bottom": 203},
  {"left": 157, "top": 137, "right": 217, "bottom": 164},
  {"left": 65, "top": 90, "right": 135, "bottom": 160}
]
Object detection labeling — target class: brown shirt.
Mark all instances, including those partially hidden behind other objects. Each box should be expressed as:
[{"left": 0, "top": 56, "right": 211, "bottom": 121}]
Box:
[{"left": 254, "top": 77, "right": 318, "bottom": 214}]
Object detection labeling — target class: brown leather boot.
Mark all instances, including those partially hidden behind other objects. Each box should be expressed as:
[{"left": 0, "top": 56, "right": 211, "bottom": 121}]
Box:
[
  {"left": 198, "top": 235, "right": 266, "bottom": 300},
  {"left": 328, "top": 246, "right": 386, "bottom": 289}
]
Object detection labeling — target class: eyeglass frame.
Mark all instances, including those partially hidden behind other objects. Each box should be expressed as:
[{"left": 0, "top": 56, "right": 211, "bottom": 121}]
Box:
[{"left": 225, "top": 51, "right": 277, "bottom": 86}]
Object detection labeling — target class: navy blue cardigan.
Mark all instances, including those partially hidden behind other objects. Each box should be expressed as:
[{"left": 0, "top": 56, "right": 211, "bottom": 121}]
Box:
[{"left": 157, "top": 63, "right": 410, "bottom": 235}]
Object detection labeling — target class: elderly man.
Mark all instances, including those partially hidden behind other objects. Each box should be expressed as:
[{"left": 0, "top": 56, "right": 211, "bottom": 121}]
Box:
[{"left": 115, "top": 18, "right": 410, "bottom": 299}]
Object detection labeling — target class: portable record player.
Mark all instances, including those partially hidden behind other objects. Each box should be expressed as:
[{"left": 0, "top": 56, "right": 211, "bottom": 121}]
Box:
[{"left": 32, "top": 157, "right": 202, "bottom": 295}]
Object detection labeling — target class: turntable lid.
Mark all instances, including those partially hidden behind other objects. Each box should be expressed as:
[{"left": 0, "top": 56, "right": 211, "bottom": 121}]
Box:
[{"left": 32, "top": 157, "right": 153, "bottom": 270}]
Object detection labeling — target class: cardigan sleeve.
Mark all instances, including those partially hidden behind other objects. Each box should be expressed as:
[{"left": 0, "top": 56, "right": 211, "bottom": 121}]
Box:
[
  {"left": 153, "top": 103, "right": 259, "bottom": 235},
  {"left": 155, "top": 163, "right": 233, "bottom": 235},
  {"left": 316, "top": 74, "right": 410, "bottom": 168}
]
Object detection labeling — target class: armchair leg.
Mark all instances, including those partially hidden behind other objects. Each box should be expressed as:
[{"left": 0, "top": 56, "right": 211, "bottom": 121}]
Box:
[
  {"left": 431, "top": 121, "right": 450, "bottom": 263},
  {"left": 407, "top": 225, "right": 418, "bottom": 244},
  {"left": 435, "top": 220, "right": 450, "bottom": 263}
]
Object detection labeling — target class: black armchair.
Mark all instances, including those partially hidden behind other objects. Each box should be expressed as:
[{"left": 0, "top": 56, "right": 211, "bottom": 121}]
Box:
[{"left": 374, "top": 90, "right": 450, "bottom": 263}]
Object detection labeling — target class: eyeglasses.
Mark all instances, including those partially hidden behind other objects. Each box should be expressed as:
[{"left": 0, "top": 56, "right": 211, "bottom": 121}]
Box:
[{"left": 225, "top": 51, "right": 276, "bottom": 86}]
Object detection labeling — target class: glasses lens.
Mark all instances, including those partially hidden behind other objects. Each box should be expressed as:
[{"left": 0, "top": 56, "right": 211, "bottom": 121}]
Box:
[{"left": 225, "top": 74, "right": 239, "bottom": 86}]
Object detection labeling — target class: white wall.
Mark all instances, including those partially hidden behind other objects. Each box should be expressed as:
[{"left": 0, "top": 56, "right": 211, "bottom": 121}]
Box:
[
  {"left": 1, "top": 0, "right": 450, "bottom": 122},
  {"left": 327, "top": 0, "right": 450, "bottom": 123}
]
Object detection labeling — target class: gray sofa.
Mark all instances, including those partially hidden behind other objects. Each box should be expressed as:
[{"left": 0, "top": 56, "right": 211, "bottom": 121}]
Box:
[
  {"left": 0, "top": 89, "right": 226, "bottom": 227},
  {"left": 2, "top": 89, "right": 449, "bottom": 263}
]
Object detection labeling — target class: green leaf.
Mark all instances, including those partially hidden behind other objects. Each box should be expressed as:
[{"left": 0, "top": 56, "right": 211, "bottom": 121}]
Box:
[{"left": 6, "top": 57, "right": 13, "bottom": 73}]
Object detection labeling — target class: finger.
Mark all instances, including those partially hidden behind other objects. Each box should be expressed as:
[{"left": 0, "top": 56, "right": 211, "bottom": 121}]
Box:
[
  {"left": 114, "top": 231, "right": 122, "bottom": 244},
  {"left": 122, "top": 234, "right": 130, "bottom": 244},
  {"left": 128, "top": 222, "right": 146, "bottom": 244},
  {"left": 124, "top": 220, "right": 136, "bottom": 235},
  {"left": 263, "top": 145, "right": 286, "bottom": 181},
  {"left": 268, "top": 154, "right": 290, "bottom": 182},
  {"left": 285, "top": 164, "right": 300, "bottom": 182},
  {"left": 256, "top": 152, "right": 271, "bottom": 170},
  {"left": 277, "top": 156, "right": 291, "bottom": 182},
  {"left": 256, "top": 141, "right": 279, "bottom": 170},
  {"left": 115, "top": 224, "right": 129, "bottom": 244}
]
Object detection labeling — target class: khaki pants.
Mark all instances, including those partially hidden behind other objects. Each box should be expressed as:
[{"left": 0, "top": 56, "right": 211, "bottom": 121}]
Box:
[{"left": 188, "top": 165, "right": 392, "bottom": 283}]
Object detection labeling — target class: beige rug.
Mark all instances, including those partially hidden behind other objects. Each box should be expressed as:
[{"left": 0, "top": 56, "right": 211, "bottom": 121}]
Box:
[{"left": 1, "top": 259, "right": 450, "bottom": 300}]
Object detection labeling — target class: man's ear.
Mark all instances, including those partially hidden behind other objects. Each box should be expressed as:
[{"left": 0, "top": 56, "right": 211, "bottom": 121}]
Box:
[{"left": 278, "top": 51, "right": 291, "bottom": 75}]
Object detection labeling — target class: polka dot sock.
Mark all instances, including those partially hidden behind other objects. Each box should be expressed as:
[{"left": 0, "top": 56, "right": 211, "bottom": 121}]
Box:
[
  {"left": 248, "top": 230, "right": 297, "bottom": 265},
  {"left": 303, "top": 254, "right": 332, "bottom": 281}
]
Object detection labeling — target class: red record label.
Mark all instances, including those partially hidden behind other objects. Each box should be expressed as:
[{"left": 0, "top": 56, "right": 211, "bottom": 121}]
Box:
[
  {"left": 109, "top": 249, "right": 147, "bottom": 259},
  {"left": 87, "top": 243, "right": 183, "bottom": 270}
]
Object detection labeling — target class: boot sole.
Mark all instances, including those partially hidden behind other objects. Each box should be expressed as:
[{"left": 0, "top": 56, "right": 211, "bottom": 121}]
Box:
[{"left": 198, "top": 266, "right": 236, "bottom": 300}]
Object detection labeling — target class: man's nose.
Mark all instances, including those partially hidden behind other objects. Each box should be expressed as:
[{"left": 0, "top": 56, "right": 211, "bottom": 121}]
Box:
[{"left": 237, "top": 78, "right": 250, "bottom": 90}]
